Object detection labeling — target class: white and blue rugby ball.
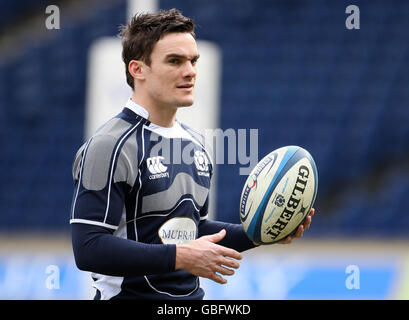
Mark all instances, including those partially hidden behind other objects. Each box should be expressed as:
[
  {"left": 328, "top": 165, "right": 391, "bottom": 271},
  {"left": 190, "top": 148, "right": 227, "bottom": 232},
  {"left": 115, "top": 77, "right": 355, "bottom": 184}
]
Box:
[{"left": 240, "top": 146, "right": 318, "bottom": 244}]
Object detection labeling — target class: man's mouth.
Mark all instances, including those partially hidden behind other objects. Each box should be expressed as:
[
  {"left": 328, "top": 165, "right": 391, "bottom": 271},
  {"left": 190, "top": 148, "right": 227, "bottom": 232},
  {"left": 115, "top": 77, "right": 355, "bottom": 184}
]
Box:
[{"left": 176, "top": 83, "right": 194, "bottom": 89}]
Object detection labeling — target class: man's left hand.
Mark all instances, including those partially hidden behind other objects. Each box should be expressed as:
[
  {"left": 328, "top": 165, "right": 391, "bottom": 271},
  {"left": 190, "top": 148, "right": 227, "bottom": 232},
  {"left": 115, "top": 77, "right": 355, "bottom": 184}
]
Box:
[
  {"left": 277, "top": 207, "right": 315, "bottom": 244},
  {"left": 253, "top": 208, "right": 315, "bottom": 246}
]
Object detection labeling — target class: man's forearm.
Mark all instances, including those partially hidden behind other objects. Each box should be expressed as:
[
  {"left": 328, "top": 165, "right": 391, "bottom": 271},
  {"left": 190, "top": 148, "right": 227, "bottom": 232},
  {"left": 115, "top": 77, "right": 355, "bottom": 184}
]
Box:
[
  {"left": 198, "top": 219, "right": 256, "bottom": 252},
  {"left": 71, "top": 223, "right": 176, "bottom": 277}
]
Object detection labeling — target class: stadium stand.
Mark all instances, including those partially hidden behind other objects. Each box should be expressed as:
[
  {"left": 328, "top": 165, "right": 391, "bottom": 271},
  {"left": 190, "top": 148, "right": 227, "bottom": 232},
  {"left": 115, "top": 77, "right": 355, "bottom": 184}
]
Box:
[
  {"left": 0, "top": 0, "right": 127, "bottom": 230},
  {"left": 0, "top": 0, "right": 408, "bottom": 238}
]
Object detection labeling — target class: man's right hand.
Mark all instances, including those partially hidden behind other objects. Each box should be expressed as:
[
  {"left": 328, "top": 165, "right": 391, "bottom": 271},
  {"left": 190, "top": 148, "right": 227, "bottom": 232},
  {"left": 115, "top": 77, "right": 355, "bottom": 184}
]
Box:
[{"left": 175, "top": 229, "right": 242, "bottom": 284}]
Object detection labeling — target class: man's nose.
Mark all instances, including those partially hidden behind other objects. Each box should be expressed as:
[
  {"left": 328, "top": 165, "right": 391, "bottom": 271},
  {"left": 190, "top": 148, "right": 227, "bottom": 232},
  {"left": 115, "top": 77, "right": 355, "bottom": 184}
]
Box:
[{"left": 183, "top": 61, "right": 196, "bottom": 78}]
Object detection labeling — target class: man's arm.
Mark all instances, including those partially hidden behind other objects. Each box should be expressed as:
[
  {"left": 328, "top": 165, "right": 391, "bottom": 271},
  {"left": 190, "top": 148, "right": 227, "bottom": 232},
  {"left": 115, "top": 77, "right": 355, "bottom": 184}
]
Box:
[
  {"left": 195, "top": 204, "right": 316, "bottom": 250},
  {"left": 72, "top": 222, "right": 243, "bottom": 285},
  {"left": 71, "top": 223, "right": 176, "bottom": 277},
  {"left": 197, "top": 208, "right": 315, "bottom": 249},
  {"left": 176, "top": 209, "right": 315, "bottom": 284},
  {"left": 198, "top": 219, "right": 256, "bottom": 252},
  {"left": 72, "top": 210, "right": 315, "bottom": 282}
]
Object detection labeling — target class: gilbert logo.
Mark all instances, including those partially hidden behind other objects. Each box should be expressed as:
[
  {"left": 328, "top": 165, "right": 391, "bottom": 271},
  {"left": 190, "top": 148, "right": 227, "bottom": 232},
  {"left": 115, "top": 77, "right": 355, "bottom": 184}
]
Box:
[
  {"left": 194, "top": 151, "right": 210, "bottom": 177},
  {"left": 147, "top": 156, "right": 169, "bottom": 180}
]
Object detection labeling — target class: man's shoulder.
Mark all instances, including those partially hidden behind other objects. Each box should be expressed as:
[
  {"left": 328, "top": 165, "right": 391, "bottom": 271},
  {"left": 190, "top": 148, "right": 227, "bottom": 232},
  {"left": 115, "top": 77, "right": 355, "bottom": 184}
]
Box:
[
  {"left": 94, "top": 116, "right": 140, "bottom": 139},
  {"left": 73, "top": 116, "right": 143, "bottom": 166},
  {"left": 84, "top": 114, "right": 148, "bottom": 150},
  {"left": 72, "top": 116, "right": 143, "bottom": 183}
]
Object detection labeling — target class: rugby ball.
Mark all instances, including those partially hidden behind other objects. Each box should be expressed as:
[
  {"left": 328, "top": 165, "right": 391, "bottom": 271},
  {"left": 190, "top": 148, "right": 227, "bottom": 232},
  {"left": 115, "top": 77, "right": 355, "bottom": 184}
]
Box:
[{"left": 240, "top": 146, "right": 318, "bottom": 244}]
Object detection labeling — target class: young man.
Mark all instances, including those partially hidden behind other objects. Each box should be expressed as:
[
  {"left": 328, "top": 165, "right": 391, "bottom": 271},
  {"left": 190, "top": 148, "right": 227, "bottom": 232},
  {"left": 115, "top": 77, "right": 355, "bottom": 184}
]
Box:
[{"left": 70, "top": 9, "right": 314, "bottom": 300}]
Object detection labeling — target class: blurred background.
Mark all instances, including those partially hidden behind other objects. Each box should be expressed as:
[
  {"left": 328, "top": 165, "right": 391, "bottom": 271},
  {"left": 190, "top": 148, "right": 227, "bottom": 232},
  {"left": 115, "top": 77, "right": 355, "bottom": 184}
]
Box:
[{"left": 0, "top": 0, "right": 409, "bottom": 299}]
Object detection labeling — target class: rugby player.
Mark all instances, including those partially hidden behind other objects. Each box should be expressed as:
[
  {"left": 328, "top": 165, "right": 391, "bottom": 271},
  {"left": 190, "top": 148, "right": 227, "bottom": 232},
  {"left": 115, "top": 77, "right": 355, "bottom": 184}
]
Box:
[{"left": 70, "top": 8, "right": 314, "bottom": 300}]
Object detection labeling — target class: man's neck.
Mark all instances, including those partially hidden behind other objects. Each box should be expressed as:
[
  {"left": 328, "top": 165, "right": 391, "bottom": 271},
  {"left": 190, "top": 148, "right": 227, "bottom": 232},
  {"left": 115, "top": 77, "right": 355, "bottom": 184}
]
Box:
[{"left": 131, "top": 93, "right": 177, "bottom": 128}]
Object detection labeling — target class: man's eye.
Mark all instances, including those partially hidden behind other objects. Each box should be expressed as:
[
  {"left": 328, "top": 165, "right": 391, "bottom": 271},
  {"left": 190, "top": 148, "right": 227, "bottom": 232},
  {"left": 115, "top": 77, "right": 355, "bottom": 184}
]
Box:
[{"left": 169, "top": 59, "right": 180, "bottom": 64}]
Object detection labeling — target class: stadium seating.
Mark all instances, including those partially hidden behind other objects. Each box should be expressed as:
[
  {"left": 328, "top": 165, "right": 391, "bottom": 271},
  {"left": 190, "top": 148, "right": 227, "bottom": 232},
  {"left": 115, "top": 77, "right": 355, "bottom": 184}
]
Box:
[
  {"left": 0, "top": 0, "right": 127, "bottom": 231},
  {"left": 160, "top": 0, "right": 409, "bottom": 235},
  {"left": 0, "top": 0, "right": 408, "bottom": 237}
]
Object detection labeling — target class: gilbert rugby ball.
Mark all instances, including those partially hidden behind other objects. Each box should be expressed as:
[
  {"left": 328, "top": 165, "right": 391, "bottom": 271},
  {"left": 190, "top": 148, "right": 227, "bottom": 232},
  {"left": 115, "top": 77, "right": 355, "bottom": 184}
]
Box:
[{"left": 240, "top": 146, "right": 318, "bottom": 244}]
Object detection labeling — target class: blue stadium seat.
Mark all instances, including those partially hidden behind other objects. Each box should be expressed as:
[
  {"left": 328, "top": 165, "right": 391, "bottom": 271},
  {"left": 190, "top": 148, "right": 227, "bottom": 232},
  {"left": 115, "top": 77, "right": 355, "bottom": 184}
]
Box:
[{"left": 1, "top": 0, "right": 408, "bottom": 237}]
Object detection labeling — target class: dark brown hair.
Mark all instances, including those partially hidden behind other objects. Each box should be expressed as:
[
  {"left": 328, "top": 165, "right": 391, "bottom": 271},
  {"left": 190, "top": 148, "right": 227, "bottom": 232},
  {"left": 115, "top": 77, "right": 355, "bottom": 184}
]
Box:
[{"left": 119, "top": 8, "right": 196, "bottom": 89}]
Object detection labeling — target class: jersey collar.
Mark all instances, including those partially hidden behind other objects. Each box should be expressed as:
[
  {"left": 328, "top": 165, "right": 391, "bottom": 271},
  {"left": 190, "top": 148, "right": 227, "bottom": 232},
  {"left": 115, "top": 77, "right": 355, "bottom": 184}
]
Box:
[{"left": 125, "top": 99, "right": 150, "bottom": 120}]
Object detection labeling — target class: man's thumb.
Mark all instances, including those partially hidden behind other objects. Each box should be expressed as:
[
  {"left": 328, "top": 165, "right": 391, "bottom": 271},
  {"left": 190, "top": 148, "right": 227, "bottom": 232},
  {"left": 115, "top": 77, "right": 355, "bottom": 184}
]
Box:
[{"left": 205, "top": 229, "right": 226, "bottom": 243}]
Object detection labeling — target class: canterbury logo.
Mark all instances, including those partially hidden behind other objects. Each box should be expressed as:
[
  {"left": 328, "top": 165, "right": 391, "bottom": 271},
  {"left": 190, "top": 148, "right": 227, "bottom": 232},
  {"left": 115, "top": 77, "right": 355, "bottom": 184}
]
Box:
[{"left": 147, "top": 156, "right": 168, "bottom": 174}]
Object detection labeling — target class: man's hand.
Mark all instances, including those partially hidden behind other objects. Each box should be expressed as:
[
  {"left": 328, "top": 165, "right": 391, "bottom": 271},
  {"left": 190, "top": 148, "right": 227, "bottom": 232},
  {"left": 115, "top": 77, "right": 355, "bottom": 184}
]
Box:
[
  {"left": 175, "top": 229, "right": 242, "bottom": 284},
  {"left": 252, "top": 207, "right": 315, "bottom": 246},
  {"left": 277, "top": 207, "right": 315, "bottom": 244}
]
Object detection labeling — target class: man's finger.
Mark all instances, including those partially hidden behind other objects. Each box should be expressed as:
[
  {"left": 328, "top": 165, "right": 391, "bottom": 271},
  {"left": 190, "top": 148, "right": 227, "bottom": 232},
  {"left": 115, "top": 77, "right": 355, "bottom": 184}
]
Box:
[
  {"left": 217, "top": 245, "right": 242, "bottom": 260},
  {"left": 303, "top": 215, "right": 312, "bottom": 230},
  {"left": 210, "top": 272, "right": 227, "bottom": 284},
  {"left": 220, "top": 257, "right": 240, "bottom": 269},
  {"left": 214, "top": 265, "right": 235, "bottom": 276},
  {"left": 295, "top": 224, "right": 304, "bottom": 238},
  {"left": 279, "top": 236, "right": 292, "bottom": 244}
]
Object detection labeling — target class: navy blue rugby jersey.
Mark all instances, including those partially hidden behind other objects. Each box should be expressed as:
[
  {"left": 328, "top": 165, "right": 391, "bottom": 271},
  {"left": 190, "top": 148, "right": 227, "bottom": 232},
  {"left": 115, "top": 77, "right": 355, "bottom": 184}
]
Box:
[{"left": 70, "top": 99, "right": 213, "bottom": 299}]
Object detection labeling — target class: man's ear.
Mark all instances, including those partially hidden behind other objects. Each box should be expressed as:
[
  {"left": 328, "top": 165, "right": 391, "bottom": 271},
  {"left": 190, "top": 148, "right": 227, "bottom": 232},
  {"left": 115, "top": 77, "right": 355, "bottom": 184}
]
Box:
[{"left": 128, "top": 60, "right": 145, "bottom": 81}]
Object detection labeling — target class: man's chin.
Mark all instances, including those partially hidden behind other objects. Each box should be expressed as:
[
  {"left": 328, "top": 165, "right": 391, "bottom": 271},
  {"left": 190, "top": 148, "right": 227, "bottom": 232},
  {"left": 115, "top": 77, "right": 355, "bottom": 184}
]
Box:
[{"left": 177, "top": 99, "right": 194, "bottom": 107}]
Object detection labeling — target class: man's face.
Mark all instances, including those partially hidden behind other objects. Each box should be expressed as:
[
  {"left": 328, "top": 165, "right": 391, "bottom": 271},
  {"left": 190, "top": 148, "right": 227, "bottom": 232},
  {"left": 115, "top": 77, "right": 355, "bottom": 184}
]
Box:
[{"left": 142, "top": 32, "right": 199, "bottom": 109}]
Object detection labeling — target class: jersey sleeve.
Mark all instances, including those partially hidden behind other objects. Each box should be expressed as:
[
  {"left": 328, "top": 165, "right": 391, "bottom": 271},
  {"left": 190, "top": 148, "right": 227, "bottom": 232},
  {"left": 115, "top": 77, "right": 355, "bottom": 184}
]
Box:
[
  {"left": 198, "top": 219, "right": 256, "bottom": 252},
  {"left": 70, "top": 133, "right": 137, "bottom": 230},
  {"left": 71, "top": 223, "right": 176, "bottom": 277}
]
